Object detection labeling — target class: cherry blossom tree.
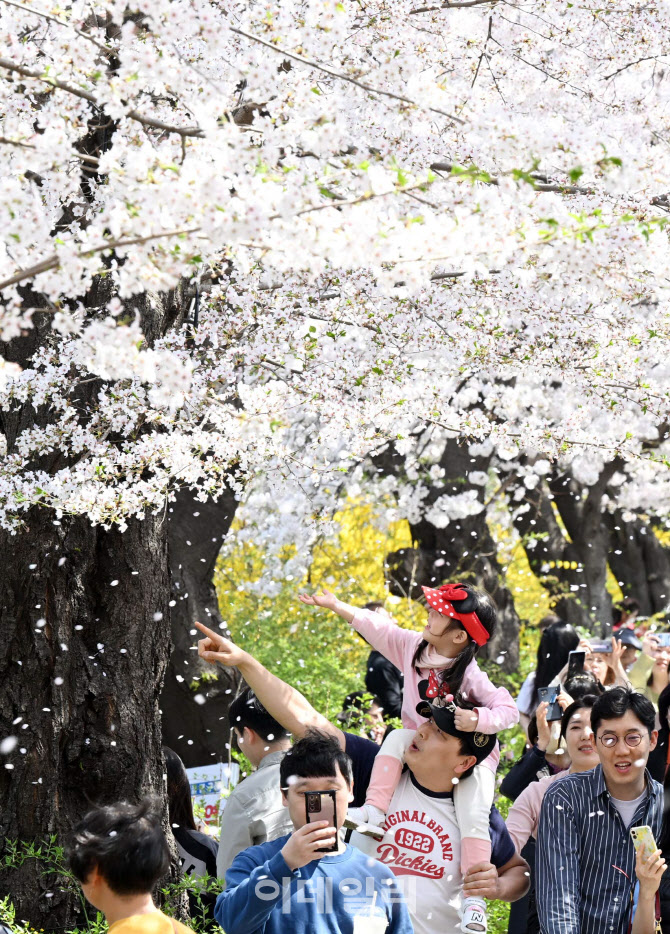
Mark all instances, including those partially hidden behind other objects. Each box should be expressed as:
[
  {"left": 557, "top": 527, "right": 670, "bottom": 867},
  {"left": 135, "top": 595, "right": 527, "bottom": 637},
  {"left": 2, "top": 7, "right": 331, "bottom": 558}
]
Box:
[{"left": 1, "top": 0, "right": 670, "bottom": 924}]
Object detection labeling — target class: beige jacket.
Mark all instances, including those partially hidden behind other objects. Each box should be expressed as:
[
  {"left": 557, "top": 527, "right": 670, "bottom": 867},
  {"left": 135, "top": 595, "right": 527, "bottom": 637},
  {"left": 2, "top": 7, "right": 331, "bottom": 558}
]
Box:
[{"left": 216, "top": 750, "right": 293, "bottom": 881}]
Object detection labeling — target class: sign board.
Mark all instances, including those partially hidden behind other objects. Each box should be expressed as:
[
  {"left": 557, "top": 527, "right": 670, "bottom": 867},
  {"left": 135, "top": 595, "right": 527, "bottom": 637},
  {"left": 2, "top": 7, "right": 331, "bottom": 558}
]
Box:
[{"left": 186, "top": 761, "right": 240, "bottom": 829}]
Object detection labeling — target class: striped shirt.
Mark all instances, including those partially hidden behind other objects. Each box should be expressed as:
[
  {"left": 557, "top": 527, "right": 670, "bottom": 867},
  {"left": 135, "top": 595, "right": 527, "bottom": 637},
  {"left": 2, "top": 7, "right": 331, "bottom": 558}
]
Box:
[{"left": 536, "top": 764, "right": 663, "bottom": 934}]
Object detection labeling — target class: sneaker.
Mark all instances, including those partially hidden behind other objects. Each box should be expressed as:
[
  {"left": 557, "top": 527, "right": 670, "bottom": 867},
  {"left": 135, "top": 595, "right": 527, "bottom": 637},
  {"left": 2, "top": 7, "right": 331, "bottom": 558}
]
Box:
[
  {"left": 461, "top": 896, "right": 487, "bottom": 933},
  {"left": 344, "top": 806, "right": 385, "bottom": 840}
]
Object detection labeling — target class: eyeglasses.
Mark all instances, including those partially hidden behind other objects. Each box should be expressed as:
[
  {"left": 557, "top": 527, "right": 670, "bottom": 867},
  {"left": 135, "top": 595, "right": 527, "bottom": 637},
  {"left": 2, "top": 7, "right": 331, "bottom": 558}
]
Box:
[{"left": 597, "top": 732, "right": 643, "bottom": 748}]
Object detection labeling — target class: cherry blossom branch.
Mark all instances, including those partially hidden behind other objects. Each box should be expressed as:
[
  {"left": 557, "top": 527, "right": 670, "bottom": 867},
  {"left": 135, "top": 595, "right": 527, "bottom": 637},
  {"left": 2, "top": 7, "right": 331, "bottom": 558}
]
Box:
[
  {"left": 229, "top": 27, "right": 466, "bottom": 125},
  {"left": 0, "top": 0, "right": 114, "bottom": 56},
  {"left": 604, "top": 52, "right": 670, "bottom": 80},
  {"left": 430, "top": 160, "right": 589, "bottom": 193},
  {"left": 0, "top": 57, "right": 204, "bottom": 137},
  {"left": 410, "top": 0, "right": 500, "bottom": 12},
  {"left": 0, "top": 227, "right": 201, "bottom": 292},
  {"left": 0, "top": 134, "right": 100, "bottom": 165}
]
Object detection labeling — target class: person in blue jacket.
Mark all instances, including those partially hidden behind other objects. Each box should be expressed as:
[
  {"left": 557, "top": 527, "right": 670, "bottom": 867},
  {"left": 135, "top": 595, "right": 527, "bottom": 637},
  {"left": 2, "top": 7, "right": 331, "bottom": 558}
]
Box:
[{"left": 215, "top": 729, "right": 414, "bottom": 934}]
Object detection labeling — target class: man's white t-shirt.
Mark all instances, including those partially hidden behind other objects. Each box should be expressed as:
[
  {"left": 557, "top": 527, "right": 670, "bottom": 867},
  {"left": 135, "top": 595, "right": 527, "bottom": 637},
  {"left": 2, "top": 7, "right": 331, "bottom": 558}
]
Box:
[{"left": 366, "top": 770, "right": 462, "bottom": 934}]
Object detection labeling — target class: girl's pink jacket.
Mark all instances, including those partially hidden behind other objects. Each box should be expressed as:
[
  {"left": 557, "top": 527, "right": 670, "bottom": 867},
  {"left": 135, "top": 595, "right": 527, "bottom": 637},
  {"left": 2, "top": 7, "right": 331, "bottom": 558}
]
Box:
[{"left": 351, "top": 608, "right": 520, "bottom": 772}]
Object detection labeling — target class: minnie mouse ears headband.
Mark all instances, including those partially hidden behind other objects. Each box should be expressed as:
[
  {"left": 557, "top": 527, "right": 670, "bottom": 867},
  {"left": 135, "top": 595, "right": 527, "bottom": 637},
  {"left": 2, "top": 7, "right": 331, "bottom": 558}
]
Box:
[{"left": 421, "top": 582, "right": 490, "bottom": 647}]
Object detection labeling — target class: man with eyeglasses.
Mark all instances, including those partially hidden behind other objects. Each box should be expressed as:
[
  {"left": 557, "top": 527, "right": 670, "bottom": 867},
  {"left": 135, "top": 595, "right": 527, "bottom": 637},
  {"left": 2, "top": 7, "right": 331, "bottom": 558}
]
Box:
[{"left": 536, "top": 687, "right": 664, "bottom": 934}]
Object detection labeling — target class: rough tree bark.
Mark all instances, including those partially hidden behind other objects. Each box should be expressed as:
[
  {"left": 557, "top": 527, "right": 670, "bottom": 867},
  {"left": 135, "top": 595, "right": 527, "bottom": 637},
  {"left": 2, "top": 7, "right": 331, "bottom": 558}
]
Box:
[
  {"left": 509, "top": 465, "right": 620, "bottom": 632},
  {"left": 0, "top": 288, "right": 192, "bottom": 927},
  {"left": 163, "top": 487, "right": 240, "bottom": 767},
  {"left": 604, "top": 511, "right": 670, "bottom": 616},
  {"left": 380, "top": 437, "right": 520, "bottom": 674}
]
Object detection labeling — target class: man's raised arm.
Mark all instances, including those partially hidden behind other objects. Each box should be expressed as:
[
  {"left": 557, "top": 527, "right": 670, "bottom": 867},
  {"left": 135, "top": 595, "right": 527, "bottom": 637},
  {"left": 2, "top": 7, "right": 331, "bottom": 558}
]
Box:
[{"left": 195, "top": 622, "right": 346, "bottom": 749}]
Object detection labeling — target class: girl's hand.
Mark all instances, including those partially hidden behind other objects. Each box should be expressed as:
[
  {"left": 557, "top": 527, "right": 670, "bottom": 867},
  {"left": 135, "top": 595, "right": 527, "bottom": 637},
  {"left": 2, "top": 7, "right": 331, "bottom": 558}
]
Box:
[
  {"left": 578, "top": 637, "right": 593, "bottom": 655},
  {"left": 298, "top": 589, "right": 338, "bottom": 611},
  {"left": 635, "top": 847, "right": 667, "bottom": 897},
  {"left": 535, "top": 701, "right": 551, "bottom": 752},
  {"left": 454, "top": 708, "right": 479, "bottom": 732}
]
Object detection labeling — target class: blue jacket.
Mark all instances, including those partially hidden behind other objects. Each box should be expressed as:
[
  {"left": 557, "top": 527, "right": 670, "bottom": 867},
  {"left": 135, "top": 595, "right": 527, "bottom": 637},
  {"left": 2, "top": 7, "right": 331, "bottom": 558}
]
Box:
[{"left": 215, "top": 834, "right": 414, "bottom": 934}]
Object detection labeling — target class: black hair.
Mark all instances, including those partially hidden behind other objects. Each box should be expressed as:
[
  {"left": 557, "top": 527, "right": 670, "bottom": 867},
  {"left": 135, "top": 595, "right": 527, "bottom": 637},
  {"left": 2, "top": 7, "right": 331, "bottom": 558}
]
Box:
[
  {"left": 411, "top": 583, "right": 497, "bottom": 696},
  {"left": 528, "top": 714, "right": 539, "bottom": 748},
  {"left": 591, "top": 687, "right": 656, "bottom": 737},
  {"left": 68, "top": 796, "right": 169, "bottom": 895},
  {"left": 451, "top": 696, "right": 480, "bottom": 781},
  {"left": 279, "top": 728, "right": 352, "bottom": 790},
  {"left": 229, "top": 687, "right": 290, "bottom": 743},
  {"left": 560, "top": 695, "right": 597, "bottom": 740},
  {"left": 564, "top": 671, "right": 604, "bottom": 701},
  {"left": 163, "top": 747, "right": 196, "bottom": 833},
  {"left": 364, "top": 601, "right": 385, "bottom": 613},
  {"left": 532, "top": 621, "right": 580, "bottom": 708}
]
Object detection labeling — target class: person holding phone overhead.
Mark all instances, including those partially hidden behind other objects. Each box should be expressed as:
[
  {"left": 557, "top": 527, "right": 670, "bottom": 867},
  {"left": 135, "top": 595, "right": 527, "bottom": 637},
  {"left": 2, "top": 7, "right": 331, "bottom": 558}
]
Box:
[
  {"left": 214, "top": 730, "right": 413, "bottom": 934},
  {"left": 516, "top": 621, "right": 580, "bottom": 734}
]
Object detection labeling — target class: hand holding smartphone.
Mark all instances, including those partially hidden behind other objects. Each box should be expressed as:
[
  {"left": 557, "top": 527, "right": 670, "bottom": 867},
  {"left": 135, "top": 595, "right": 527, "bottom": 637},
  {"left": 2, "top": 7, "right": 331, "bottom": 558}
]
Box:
[
  {"left": 631, "top": 825, "right": 657, "bottom": 861},
  {"left": 304, "top": 790, "right": 338, "bottom": 853},
  {"left": 537, "top": 685, "right": 563, "bottom": 721}
]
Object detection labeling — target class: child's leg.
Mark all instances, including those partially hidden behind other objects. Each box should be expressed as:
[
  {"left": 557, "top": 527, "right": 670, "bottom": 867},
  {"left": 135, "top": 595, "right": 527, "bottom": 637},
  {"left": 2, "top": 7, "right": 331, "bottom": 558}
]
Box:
[
  {"left": 365, "top": 727, "right": 414, "bottom": 813},
  {"left": 453, "top": 764, "right": 495, "bottom": 873},
  {"left": 454, "top": 764, "right": 496, "bottom": 933},
  {"left": 348, "top": 728, "right": 414, "bottom": 829}
]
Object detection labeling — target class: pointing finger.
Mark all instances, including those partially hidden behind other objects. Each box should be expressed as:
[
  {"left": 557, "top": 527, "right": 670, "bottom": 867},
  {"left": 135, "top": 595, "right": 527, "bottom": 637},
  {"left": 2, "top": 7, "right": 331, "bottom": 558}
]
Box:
[{"left": 194, "top": 620, "right": 220, "bottom": 641}]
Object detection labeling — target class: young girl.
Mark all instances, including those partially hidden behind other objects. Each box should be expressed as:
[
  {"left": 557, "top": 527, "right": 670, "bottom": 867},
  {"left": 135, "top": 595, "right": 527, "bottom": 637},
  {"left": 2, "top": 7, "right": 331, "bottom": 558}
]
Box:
[{"left": 299, "top": 582, "right": 519, "bottom": 934}]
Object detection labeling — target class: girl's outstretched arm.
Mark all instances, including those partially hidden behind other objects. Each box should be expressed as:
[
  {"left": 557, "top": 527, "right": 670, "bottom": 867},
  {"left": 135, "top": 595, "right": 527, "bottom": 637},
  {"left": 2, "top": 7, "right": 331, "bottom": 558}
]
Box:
[
  {"left": 300, "top": 590, "right": 420, "bottom": 673},
  {"left": 298, "top": 588, "right": 358, "bottom": 622}
]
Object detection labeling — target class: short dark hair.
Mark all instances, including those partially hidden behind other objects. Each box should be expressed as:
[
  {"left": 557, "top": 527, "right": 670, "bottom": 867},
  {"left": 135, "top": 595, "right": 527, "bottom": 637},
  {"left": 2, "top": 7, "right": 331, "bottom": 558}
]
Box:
[
  {"left": 560, "top": 695, "right": 597, "bottom": 740},
  {"left": 279, "top": 729, "right": 352, "bottom": 790},
  {"left": 364, "top": 601, "right": 385, "bottom": 612},
  {"left": 229, "top": 688, "right": 290, "bottom": 743},
  {"left": 591, "top": 687, "right": 656, "bottom": 737},
  {"left": 68, "top": 796, "right": 169, "bottom": 895}
]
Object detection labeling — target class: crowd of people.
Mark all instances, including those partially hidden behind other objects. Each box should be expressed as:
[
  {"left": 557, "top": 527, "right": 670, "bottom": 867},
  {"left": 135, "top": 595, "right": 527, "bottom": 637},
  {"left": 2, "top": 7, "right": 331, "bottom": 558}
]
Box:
[{"left": 65, "top": 586, "right": 670, "bottom": 934}]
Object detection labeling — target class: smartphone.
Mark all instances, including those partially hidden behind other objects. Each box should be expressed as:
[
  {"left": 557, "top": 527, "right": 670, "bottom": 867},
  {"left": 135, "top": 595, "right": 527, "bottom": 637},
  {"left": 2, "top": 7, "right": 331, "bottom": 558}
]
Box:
[
  {"left": 537, "top": 685, "right": 562, "bottom": 721},
  {"left": 655, "top": 633, "right": 670, "bottom": 647},
  {"left": 304, "top": 790, "right": 338, "bottom": 853},
  {"left": 589, "top": 640, "right": 612, "bottom": 654},
  {"left": 631, "top": 825, "right": 657, "bottom": 861},
  {"left": 567, "top": 650, "right": 586, "bottom": 679}
]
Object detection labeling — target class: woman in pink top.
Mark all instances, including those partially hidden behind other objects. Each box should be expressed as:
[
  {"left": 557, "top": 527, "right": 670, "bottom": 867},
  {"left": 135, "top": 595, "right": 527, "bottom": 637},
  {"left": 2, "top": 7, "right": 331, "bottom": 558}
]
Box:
[
  {"left": 299, "top": 582, "right": 519, "bottom": 934},
  {"left": 506, "top": 696, "right": 600, "bottom": 855}
]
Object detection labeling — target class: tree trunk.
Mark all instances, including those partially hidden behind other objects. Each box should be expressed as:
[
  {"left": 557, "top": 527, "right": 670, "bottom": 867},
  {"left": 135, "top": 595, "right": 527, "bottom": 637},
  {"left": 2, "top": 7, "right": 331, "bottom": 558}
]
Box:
[
  {"left": 163, "top": 487, "right": 240, "bottom": 767},
  {"left": 605, "top": 512, "right": 670, "bottom": 616},
  {"left": 510, "top": 467, "right": 619, "bottom": 633},
  {"left": 0, "top": 509, "right": 172, "bottom": 929},
  {"left": 382, "top": 438, "right": 520, "bottom": 674},
  {"left": 0, "top": 292, "right": 190, "bottom": 927}
]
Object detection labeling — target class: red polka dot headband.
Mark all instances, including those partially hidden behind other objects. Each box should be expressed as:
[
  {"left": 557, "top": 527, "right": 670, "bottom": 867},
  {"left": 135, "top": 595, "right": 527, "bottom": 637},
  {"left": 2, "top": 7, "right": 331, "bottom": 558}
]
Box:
[{"left": 421, "top": 582, "right": 490, "bottom": 647}]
